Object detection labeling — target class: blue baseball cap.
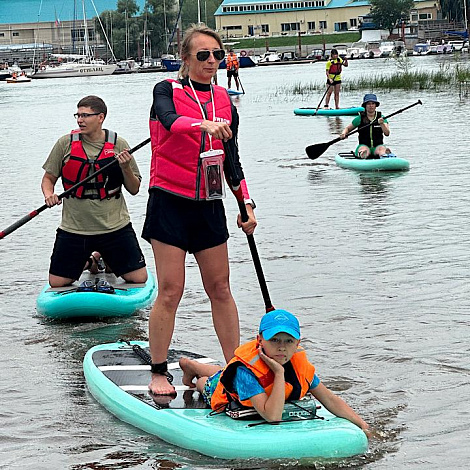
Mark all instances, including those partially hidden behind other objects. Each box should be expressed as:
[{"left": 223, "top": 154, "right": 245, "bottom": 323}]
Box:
[
  {"left": 259, "top": 310, "right": 301, "bottom": 340},
  {"left": 362, "top": 93, "right": 380, "bottom": 107}
]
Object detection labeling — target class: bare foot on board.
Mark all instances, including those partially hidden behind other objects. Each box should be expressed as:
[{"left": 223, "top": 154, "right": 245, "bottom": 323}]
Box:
[
  {"left": 149, "top": 373, "right": 176, "bottom": 396},
  {"left": 179, "top": 357, "right": 198, "bottom": 388}
]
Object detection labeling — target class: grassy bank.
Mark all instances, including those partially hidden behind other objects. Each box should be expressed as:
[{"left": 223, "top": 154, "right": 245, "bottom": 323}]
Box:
[
  {"left": 282, "top": 62, "right": 470, "bottom": 94},
  {"left": 228, "top": 32, "right": 360, "bottom": 50}
]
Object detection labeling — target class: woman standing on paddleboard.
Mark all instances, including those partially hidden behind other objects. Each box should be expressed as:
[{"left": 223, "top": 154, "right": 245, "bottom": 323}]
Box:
[{"left": 143, "top": 24, "right": 257, "bottom": 396}]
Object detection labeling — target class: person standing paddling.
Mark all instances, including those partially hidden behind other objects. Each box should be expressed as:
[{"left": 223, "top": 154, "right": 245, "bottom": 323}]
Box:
[
  {"left": 41, "top": 95, "right": 147, "bottom": 288},
  {"left": 324, "top": 49, "right": 348, "bottom": 109},
  {"left": 226, "top": 48, "right": 240, "bottom": 90},
  {"left": 144, "top": 25, "right": 257, "bottom": 396}
]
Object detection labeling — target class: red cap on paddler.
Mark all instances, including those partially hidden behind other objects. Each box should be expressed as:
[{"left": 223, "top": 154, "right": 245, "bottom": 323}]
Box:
[{"left": 259, "top": 310, "right": 301, "bottom": 340}]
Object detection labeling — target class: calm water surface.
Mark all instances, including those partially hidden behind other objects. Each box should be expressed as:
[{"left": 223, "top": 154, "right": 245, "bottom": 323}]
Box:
[{"left": 1, "top": 55, "right": 469, "bottom": 469}]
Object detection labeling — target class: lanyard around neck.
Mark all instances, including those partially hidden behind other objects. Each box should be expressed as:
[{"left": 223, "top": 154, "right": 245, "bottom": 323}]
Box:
[{"left": 188, "top": 78, "right": 216, "bottom": 149}]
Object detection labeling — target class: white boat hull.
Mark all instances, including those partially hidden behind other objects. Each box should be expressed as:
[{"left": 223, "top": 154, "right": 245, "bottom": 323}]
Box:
[{"left": 32, "top": 63, "right": 116, "bottom": 79}]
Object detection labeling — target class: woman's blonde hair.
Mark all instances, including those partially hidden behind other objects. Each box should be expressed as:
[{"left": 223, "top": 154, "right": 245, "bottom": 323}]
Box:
[{"left": 178, "top": 24, "right": 224, "bottom": 79}]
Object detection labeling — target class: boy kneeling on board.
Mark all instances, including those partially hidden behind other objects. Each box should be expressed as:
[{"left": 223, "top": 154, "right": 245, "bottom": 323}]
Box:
[{"left": 180, "top": 309, "right": 370, "bottom": 437}]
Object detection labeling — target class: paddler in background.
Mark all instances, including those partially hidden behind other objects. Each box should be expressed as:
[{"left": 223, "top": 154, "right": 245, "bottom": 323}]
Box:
[
  {"left": 226, "top": 48, "right": 240, "bottom": 91},
  {"left": 324, "top": 48, "right": 348, "bottom": 110},
  {"left": 340, "top": 93, "right": 392, "bottom": 159}
]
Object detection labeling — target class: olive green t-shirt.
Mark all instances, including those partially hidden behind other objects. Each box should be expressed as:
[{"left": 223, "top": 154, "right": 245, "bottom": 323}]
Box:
[{"left": 42, "top": 132, "right": 141, "bottom": 235}]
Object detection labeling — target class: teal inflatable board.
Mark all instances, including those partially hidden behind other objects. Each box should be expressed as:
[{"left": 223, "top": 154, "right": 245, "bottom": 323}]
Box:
[
  {"left": 36, "top": 270, "right": 156, "bottom": 319},
  {"left": 294, "top": 107, "right": 364, "bottom": 116},
  {"left": 335, "top": 152, "right": 410, "bottom": 171},
  {"left": 83, "top": 341, "right": 368, "bottom": 460}
]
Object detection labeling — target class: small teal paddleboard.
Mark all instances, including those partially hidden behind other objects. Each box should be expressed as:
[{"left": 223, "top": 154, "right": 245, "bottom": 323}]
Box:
[
  {"left": 36, "top": 269, "right": 156, "bottom": 319},
  {"left": 227, "top": 89, "right": 244, "bottom": 96},
  {"left": 83, "top": 340, "right": 368, "bottom": 460},
  {"left": 335, "top": 152, "right": 410, "bottom": 171},
  {"left": 294, "top": 107, "right": 364, "bottom": 116}
]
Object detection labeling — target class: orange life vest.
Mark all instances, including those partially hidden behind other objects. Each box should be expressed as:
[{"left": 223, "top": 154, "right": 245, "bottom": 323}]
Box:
[
  {"left": 210, "top": 339, "right": 315, "bottom": 411},
  {"left": 226, "top": 53, "right": 239, "bottom": 71}
]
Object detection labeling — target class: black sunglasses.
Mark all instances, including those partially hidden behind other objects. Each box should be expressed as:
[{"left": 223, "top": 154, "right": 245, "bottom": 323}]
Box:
[{"left": 195, "top": 49, "right": 225, "bottom": 62}]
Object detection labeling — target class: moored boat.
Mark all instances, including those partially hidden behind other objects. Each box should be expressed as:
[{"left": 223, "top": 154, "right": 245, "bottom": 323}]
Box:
[
  {"left": 84, "top": 340, "right": 369, "bottom": 460},
  {"left": 413, "top": 43, "right": 431, "bottom": 55},
  {"left": 294, "top": 106, "right": 364, "bottom": 116},
  {"left": 6, "top": 72, "right": 31, "bottom": 83},
  {"left": 32, "top": 55, "right": 117, "bottom": 79},
  {"left": 161, "top": 57, "right": 181, "bottom": 72},
  {"left": 36, "top": 269, "right": 156, "bottom": 319},
  {"left": 335, "top": 152, "right": 410, "bottom": 171}
]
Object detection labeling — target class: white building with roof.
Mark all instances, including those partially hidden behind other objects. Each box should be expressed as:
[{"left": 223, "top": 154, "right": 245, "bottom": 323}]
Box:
[{"left": 214, "top": 0, "right": 439, "bottom": 37}]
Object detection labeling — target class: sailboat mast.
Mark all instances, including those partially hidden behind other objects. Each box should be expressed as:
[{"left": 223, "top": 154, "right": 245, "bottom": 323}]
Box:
[
  {"left": 82, "top": 0, "right": 91, "bottom": 56},
  {"left": 464, "top": 0, "right": 469, "bottom": 39},
  {"left": 163, "top": 0, "right": 168, "bottom": 53}
]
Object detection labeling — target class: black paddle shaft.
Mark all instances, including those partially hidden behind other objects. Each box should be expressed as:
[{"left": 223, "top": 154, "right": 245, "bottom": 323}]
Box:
[
  {"left": 223, "top": 142, "right": 274, "bottom": 312},
  {"left": 0, "top": 137, "right": 151, "bottom": 240},
  {"left": 306, "top": 100, "right": 423, "bottom": 159},
  {"left": 313, "top": 70, "right": 340, "bottom": 115}
]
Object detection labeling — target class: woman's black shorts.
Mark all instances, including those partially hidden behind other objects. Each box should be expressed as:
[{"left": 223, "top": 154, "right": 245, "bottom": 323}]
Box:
[{"left": 142, "top": 189, "right": 229, "bottom": 253}]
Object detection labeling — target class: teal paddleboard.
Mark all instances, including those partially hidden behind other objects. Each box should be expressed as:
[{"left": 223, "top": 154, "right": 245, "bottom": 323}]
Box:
[
  {"left": 227, "top": 89, "right": 244, "bottom": 96},
  {"left": 294, "top": 107, "right": 364, "bottom": 116},
  {"left": 335, "top": 152, "right": 410, "bottom": 171},
  {"left": 83, "top": 340, "right": 368, "bottom": 460},
  {"left": 36, "top": 269, "right": 156, "bottom": 319}
]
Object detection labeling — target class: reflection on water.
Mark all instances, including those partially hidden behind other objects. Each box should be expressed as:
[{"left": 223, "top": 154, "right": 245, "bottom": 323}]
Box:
[
  {"left": 326, "top": 116, "right": 346, "bottom": 135},
  {"left": 358, "top": 171, "right": 407, "bottom": 196}
]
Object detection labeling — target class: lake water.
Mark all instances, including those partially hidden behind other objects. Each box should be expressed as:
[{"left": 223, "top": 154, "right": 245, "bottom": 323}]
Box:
[{"left": 1, "top": 54, "right": 469, "bottom": 469}]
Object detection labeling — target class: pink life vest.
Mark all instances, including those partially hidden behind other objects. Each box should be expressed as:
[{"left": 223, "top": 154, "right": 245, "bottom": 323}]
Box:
[{"left": 149, "top": 79, "right": 232, "bottom": 200}]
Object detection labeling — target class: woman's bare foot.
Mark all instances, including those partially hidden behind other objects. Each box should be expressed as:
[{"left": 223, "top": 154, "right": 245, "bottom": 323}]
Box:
[
  {"left": 179, "top": 357, "right": 198, "bottom": 388},
  {"left": 149, "top": 373, "right": 176, "bottom": 396}
]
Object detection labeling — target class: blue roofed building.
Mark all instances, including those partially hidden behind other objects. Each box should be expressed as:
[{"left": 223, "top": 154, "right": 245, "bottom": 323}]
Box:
[{"left": 214, "top": 0, "right": 439, "bottom": 37}]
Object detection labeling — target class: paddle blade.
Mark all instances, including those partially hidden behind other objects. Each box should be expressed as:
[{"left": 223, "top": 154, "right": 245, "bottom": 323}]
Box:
[{"left": 305, "top": 141, "right": 331, "bottom": 159}]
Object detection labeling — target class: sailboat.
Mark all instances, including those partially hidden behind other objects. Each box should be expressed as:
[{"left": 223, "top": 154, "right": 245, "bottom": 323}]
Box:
[{"left": 32, "top": 0, "right": 116, "bottom": 79}]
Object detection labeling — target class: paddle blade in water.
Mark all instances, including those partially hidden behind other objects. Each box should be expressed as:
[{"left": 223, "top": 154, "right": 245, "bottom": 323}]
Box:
[{"left": 305, "top": 141, "right": 331, "bottom": 160}]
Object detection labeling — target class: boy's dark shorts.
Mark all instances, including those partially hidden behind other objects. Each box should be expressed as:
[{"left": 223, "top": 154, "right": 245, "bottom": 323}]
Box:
[
  {"left": 142, "top": 189, "right": 229, "bottom": 254},
  {"left": 227, "top": 70, "right": 239, "bottom": 78},
  {"left": 49, "top": 223, "right": 146, "bottom": 280}
]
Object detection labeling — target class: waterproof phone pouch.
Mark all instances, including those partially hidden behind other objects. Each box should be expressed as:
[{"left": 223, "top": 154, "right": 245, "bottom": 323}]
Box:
[{"left": 200, "top": 149, "right": 225, "bottom": 200}]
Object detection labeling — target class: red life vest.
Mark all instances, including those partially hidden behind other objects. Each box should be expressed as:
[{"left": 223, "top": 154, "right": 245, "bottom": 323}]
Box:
[
  {"left": 149, "top": 79, "right": 232, "bottom": 200},
  {"left": 62, "top": 129, "right": 123, "bottom": 199},
  {"left": 210, "top": 339, "right": 316, "bottom": 411},
  {"left": 327, "top": 58, "right": 344, "bottom": 79},
  {"left": 226, "top": 53, "right": 239, "bottom": 71}
]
